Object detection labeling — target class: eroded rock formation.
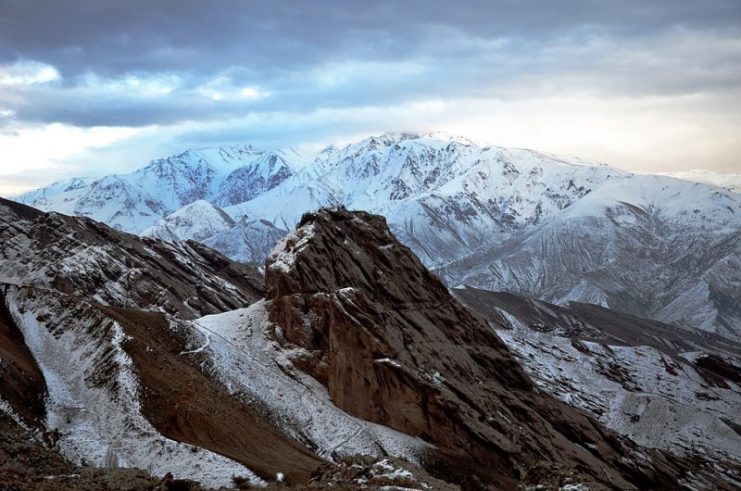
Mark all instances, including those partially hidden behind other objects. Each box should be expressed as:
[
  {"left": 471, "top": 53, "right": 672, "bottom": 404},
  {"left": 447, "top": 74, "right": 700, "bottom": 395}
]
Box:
[{"left": 264, "top": 208, "right": 684, "bottom": 489}]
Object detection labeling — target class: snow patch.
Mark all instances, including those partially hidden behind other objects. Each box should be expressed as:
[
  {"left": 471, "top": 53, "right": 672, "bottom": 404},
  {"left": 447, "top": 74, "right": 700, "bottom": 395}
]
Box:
[{"left": 267, "top": 223, "right": 316, "bottom": 273}]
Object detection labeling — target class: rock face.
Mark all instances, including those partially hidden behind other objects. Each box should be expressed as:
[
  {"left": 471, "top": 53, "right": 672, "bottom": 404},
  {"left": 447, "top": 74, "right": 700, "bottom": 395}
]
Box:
[
  {"left": 264, "top": 208, "right": 685, "bottom": 489},
  {"left": 0, "top": 198, "right": 263, "bottom": 318},
  {"left": 0, "top": 288, "right": 46, "bottom": 426}
]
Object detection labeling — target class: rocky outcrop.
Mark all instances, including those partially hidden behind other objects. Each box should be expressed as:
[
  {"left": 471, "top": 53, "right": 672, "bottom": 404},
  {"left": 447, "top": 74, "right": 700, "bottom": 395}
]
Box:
[
  {"left": 264, "top": 208, "right": 684, "bottom": 489},
  {"left": 0, "top": 198, "right": 263, "bottom": 318},
  {"left": 308, "top": 455, "right": 459, "bottom": 490}
]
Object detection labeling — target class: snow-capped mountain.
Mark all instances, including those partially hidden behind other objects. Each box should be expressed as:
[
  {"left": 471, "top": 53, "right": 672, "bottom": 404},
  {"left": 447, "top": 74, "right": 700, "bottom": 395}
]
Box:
[
  {"left": 226, "top": 133, "right": 620, "bottom": 264},
  {"left": 14, "top": 133, "right": 741, "bottom": 341},
  {"left": 13, "top": 176, "right": 93, "bottom": 205},
  {"left": 143, "top": 200, "right": 287, "bottom": 263},
  {"left": 659, "top": 169, "right": 741, "bottom": 194},
  {"left": 214, "top": 150, "right": 294, "bottom": 206},
  {"left": 15, "top": 145, "right": 297, "bottom": 232},
  {"left": 142, "top": 199, "right": 236, "bottom": 242},
  {"left": 438, "top": 175, "right": 741, "bottom": 340}
]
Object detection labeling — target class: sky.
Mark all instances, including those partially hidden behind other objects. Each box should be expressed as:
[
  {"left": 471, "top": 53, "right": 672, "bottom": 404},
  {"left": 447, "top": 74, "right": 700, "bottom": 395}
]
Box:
[{"left": 1, "top": 0, "right": 740, "bottom": 196}]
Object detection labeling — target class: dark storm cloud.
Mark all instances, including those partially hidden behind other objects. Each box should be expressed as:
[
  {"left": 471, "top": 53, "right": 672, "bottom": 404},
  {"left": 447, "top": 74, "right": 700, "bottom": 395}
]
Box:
[
  {"left": 0, "top": 0, "right": 740, "bottom": 128},
  {"left": 1, "top": 0, "right": 739, "bottom": 77}
]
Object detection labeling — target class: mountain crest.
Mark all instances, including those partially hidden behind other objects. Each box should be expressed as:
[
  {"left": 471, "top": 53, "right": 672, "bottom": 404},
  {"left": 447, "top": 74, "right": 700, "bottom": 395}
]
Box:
[
  {"left": 263, "top": 207, "right": 683, "bottom": 489},
  {"left": 12, "top": 134, "right": 741, "bottom": 340}
]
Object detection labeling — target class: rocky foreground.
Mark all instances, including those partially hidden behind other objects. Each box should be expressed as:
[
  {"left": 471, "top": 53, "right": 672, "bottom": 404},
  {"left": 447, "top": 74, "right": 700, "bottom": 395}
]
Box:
[{"left": 0, "top": 199, "right": 738, "bottom": 489}]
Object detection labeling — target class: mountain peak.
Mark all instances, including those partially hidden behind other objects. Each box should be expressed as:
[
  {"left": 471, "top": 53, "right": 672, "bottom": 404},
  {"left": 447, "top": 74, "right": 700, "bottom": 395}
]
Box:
[
  {"left": 353, "top": 131, "right": 475, "bottom": 149},
  {"left": 374, "top": 131, "right": 422, "bottom": 143},
  {"left": 263, "top": 207, "right": 682, "bottom": 488},
  {"left": 143, "top": 199, "right": 236, "bottom": 242}
]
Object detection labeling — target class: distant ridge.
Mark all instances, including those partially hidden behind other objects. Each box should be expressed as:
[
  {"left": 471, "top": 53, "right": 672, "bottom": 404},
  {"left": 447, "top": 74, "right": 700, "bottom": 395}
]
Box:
[{"left": 15, "top": 133, "right": 741, "bottom": 341}]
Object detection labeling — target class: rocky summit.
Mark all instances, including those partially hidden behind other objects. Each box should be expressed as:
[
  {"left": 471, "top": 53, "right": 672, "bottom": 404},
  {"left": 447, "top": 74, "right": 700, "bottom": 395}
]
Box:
[{"left": 264, "top": 207, "right": 700, "bottom": 489}]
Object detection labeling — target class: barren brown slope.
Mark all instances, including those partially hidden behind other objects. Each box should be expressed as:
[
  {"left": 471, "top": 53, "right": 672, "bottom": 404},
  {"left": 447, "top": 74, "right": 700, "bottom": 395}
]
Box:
[
  {"left": 100, "top": 304, "right": 323, "bottom": 482},
  {"left": 265, "top": 208, "right": 685, "bottom": 490},
  {"left": 0, "top": 287, "right": 46, "bottom": 426}
]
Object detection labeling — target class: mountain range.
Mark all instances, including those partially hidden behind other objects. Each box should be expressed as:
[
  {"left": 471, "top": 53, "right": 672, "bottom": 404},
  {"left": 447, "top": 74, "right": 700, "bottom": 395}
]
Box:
[
  {"left": 1, "top": 199, "right": 738, "bottom": 489},
  {"left": 14, "top": 133, "right": 741, "bottom": 342}
]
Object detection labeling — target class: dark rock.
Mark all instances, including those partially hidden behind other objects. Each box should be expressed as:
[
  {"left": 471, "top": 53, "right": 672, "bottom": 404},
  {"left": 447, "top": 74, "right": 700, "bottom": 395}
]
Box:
[{"left": 264, "top": 208, "right": 683, "bottom": 489}]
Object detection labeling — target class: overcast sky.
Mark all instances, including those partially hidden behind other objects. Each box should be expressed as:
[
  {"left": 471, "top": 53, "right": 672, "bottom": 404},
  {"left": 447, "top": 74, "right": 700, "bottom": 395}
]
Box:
[{"left": 1, "top": 0, "right": 740, "bottom": 195}]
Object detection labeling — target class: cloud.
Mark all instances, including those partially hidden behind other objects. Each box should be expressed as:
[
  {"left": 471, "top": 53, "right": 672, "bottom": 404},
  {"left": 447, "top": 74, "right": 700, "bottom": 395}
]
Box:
[
  {"left": 1, "top": 1, "right": 739, "bottom": 77},
  {"left": 0, "top": 121, "right": 146, "bottom": 181},
  {"left": 0, "top": 60, "right": 60, "bottom": 87},
  {"left": 4, "top": 29, "right": 739, "bottom": 128},
  {"left": 1, "top": 4, "right": 739, "bottom": 126}
]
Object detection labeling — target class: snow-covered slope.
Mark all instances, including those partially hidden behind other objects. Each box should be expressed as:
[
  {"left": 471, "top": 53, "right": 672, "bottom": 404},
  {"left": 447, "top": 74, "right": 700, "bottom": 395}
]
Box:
[
  {"left": 15, "top": 133, "right": 741, "bottom": 340},
  {"left": 15, "top": 145, "right": 297, "bottom": 232},
  {"left": 4, "top": 285, "right": 264, "bottom": 488},
  {"left": 13, "top": 177, "right": 92, "bottom": 205},
  {"left": 142, "top": 199, "right": 236, "bottom": 242},
  {"left": 143, "top": 200, "right": 287, "bottom": 263},
  {"left": 214, "top": 150, "right": 295, "bottom": 206},
  {"left": 202, "top": 218, "right": 288, "bottom": 263},
  {"left": 659, "top": 170, "right": 741, "bottom": 194},
  {"left": 0, "top": 197, "right": 264, "bottom": 318},
  {"left": 454, "top": 287, "right": 741, "bottom": 486},
  {"left": 440, "top": 175, "right": 741, "bottom": 340},
  {"left": 188, "top": 301, "right": 432, "bottom": 461}
]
